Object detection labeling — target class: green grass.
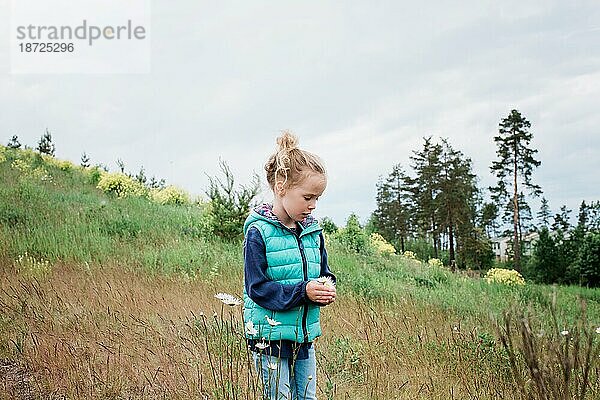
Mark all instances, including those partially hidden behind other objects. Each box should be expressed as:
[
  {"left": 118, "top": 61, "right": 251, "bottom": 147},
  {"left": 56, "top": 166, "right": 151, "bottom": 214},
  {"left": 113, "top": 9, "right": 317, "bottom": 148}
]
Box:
[
  {"left": 1, "top": 145, "right": 599, "bottom": 399},
  {"left": 1, "top": 145, "right": 599, "bottom": 326}
]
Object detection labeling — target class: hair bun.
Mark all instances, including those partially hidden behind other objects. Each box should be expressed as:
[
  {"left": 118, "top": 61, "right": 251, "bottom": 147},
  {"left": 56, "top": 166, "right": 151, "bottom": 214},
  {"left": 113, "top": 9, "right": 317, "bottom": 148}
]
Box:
[{"left": 276, "top": 130, "right": 299, "bottom": 152}]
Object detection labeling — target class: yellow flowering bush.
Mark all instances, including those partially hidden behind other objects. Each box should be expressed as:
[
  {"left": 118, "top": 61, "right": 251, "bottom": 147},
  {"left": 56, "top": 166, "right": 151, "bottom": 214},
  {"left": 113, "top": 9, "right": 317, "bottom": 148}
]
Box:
[
  {"left": 403, "top": 251, "right": 418, "bottom": 260},
  {"left": 42, "top": 154, "right": 75, "bottom": 171},
  {"left": 149, "top": 185, "right": 191, "bottom": 205},
  {"left": 0, "top": 145, "right": 6, "bottom": 163},
  {"left": 369, "top": 233, "right": 396, "bottom": 255},
  {"left": 428, "top": 258, "right": 444, "bottom": 268},
  {"left": 484, "top": 268, "right": 525, "bottom": 286},
  {"left": 97, "top": 172, "right": 147, "bottom": 198},
  {"left": 11, "top": 159, "right": 51, "bottom": 181}
]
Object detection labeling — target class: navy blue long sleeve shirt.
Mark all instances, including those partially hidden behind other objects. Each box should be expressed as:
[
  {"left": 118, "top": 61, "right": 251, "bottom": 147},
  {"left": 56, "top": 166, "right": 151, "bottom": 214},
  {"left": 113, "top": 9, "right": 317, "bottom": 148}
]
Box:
[{"left": 244, "top": 224, "right": 336, "bottom": 359}]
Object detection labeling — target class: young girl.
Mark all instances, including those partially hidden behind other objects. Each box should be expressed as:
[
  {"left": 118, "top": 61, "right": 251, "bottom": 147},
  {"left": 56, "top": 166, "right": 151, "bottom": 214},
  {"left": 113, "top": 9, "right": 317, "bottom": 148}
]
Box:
[{"left": 243, "top": 131, "right": 337, "bottom": 400}]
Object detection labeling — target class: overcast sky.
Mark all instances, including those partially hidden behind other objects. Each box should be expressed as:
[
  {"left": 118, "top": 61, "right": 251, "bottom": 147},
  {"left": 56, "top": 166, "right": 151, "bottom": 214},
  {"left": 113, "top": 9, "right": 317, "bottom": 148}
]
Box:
[{"left": 1, "top": 1, "right": 599, "bottom": 225}]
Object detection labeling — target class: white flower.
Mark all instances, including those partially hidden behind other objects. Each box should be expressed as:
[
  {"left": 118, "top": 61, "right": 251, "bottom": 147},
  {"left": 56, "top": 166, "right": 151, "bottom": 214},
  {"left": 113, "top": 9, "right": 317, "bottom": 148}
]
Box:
[
  {"left": 267, "top": 362, "right": 278, "bottom": 371},
  {"left": 595, "top": 326, "right": 600, "bottom": 334},
  {"left": 316, "top": 276, "right": 336, "bottom": 288},
  {"left": 214, "top": 293, "right": 242, "bottom": 306},
  {"left": 560, "top": 330, "right": 569, "bottom": 336},
  {"left": 265, "top": 316, "right": 281, "bottom": 326},
  {"left": 255, "top": 341, "right": 270, "bottom": 350},
  {"left": 245, "top": 321, "right": 258, "bottom": 336}
]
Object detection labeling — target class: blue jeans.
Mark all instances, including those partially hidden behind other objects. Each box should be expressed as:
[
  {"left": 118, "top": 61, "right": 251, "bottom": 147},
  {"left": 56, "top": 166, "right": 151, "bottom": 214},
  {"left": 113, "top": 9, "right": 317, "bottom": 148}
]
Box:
[{"left": 253, "top": 347, "right": 317, "bottom": 400}]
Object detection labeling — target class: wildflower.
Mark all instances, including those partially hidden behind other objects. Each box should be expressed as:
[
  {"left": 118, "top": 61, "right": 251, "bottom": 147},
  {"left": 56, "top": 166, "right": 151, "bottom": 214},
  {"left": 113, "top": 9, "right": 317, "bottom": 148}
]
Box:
[
  {"left": 560, "top": 330, "right": 569, "bottom": 336},
  {"left": 596, "top": 327, "right": 600, "bottom": 334},
  {"left": 484, "top": 268, "right": 525, "bottom": 286},
  {"left": 245, "top": 321, "right": 258, "bottom": 336},
  {"left": 255, "top": 341, "right": 269, "bottom": 350},
  {"left": 316, "top": 276, "right": 336, "bottom": 288},
  {"left": 265, "top": 316, "right": 281, "bottom": 326},
  {"left": 214, "top": 293, "right": 242, "bottom": 306},
  {"left": 267, "top": 362, "right": 278, "bottom": 371}
]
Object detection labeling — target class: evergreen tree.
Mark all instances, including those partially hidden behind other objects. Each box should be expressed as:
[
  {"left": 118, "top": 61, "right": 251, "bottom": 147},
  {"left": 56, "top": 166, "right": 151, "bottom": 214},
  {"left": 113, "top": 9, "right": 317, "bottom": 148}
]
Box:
[
  {"left": 537, "top": 197, "right": 551, "bottom": 228},
  {"left": 575, "top": 232, "right": 600, "bottom": 287},
  {"left": 7, "top": 135, "right": 21, "bottom": 149},
  {"left": 528, "top": 227, "right": 560, "bottom": 283},
  {"left": 577, "top": 200, "right": 589, "bottom": 233},
  {"left": 489, "top": 109, "right": 542, "bottom": 271},
  {"left": 205, "top": 159, "right": 260, "bottom": 240},
  {"left": 588, "top": 201, "right": 600, "bottom": 232},
  {"left": 480, "top": 202, "right": 500, "bottom": 237},
  {"left": 116, "top": 159, "right": 126, "bottom": 174},
  {"left": 373, "top": 164, "right": 413, "bottom": 253},
  {"left": 136, "top": 166, "right": 147, "bottom": 185},
  {"left": 437, "top": 138, "right": 477, "bottom": 268},
  {"left": 551, "top": 205, "right": 572, "bottom": 234},
  {"left": 410, "top": 137, "right": 443, "bottom": 257},
  {"left": 338, "top": 213, "right": 370, "bottom": 253},
  {"left": 321, "top": 217, "right": 338, "bottom": 235},
  {"left": 37, "top": 128, "right": 56, "bottom": 156},
  {"left": 80, "top": 152, "right": 90, "bottom": 168}
]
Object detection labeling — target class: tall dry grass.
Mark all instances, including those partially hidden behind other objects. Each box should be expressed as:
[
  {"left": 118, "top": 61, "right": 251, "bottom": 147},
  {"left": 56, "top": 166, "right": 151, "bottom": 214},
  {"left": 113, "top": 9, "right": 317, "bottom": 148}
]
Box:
[{"left": 0, "top": 259, "right": 555, "bottom": 399}]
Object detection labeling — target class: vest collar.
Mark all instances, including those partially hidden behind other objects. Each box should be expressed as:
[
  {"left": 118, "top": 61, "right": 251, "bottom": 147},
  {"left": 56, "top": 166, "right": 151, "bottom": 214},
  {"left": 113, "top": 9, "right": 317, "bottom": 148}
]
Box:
[{"left": 248, "top": 203, "right": 321, "bottom": 237}]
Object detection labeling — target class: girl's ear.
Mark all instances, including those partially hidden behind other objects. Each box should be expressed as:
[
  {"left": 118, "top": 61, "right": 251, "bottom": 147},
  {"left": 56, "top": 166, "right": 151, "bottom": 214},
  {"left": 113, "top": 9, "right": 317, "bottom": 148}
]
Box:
[{"left": 274, "top": 181, "right": 286, "bottom": 196}]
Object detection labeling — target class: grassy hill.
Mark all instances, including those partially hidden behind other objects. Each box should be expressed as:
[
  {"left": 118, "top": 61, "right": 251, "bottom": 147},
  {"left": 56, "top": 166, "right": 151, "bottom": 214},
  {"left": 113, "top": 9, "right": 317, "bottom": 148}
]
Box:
[{"left": 1, "top": 145, "right": 599, "bottom": 399}]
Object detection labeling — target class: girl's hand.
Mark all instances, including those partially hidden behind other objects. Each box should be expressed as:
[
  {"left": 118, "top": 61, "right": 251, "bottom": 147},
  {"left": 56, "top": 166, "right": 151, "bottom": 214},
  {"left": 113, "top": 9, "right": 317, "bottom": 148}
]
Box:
[{"left": 306, "top": 280, "right": 336, "bottom": 305}]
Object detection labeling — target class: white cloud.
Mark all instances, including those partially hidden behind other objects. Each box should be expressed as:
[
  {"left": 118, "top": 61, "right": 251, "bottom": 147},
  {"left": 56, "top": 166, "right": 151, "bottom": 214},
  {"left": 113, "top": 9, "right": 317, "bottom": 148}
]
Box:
[{"left": 1, "top": 1, "right": 599, "bottom": 225}]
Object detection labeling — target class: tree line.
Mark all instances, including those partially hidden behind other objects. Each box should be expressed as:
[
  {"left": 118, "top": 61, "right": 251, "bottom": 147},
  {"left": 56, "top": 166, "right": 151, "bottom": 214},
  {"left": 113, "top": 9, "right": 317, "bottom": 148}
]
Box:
[{"left": 370, "top": 109, "right": 600, "bottom": 286}]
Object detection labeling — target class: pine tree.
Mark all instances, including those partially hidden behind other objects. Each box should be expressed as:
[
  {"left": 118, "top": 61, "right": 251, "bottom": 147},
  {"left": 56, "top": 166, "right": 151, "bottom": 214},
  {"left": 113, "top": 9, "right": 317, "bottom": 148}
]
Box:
[
  {"left": 528, "top": 226, "right": 560, "bottom": 283},
  {"left": 551, "top": 205, "right": 572, "bottom": 234},
  {"left": 588, "top": 201, "right": 600, "bottom": 232},
  {"left": 410, "top": 137, "right": 443, "bottom": 257},
  {"left": 205, "top": 159, "right": 260, "bottom": 240},
  {"left": 489, "top": 110, "right": 542, "bottom": 271},
  {"left": 575, "top": 232, "right": 600, "bottom": 287},
  {"left": 480, "top": 202, "right": 499, "bottom": 237},
  {"left": 577, "top": 200, "right": 589, "bottom": 233},
  {"left": 116, "top": 159, "right": 126, "bottom": 174},
  {"left": 437, "top": 139, "right": 478, "bottom": 268},
  {"left": 373, "top": 164, "right": 413, "bottom": 252},
  {"left": 37, "top": 128, "right": 55, "bottom": 156},
  {"left": 80, "top": 152, "right": 90, "bottom": 168},
  {"left": 537, "top": 197, "right": 551, "bottom": 228},
  {"left": 136, "top": 166, "right": 147, "bottom": 185},
  {"left": 7, "top": 135, "right": 21, "bottom": 149},
  {"left": 321, "top": 217, "right": 338, "bottom": 235}
]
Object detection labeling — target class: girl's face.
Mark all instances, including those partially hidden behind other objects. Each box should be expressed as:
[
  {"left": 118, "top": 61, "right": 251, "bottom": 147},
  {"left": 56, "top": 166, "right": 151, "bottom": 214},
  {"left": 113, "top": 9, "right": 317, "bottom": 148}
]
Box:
[{"left": 276, "top": 172, "right": 327, "bottom": 225}]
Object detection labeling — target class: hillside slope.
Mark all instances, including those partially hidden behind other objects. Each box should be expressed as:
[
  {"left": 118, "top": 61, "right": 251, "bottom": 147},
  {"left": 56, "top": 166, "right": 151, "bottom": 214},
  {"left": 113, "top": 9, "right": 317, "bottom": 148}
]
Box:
[{"left": 1, "top": 146, "right": 599, "bottom": 399}]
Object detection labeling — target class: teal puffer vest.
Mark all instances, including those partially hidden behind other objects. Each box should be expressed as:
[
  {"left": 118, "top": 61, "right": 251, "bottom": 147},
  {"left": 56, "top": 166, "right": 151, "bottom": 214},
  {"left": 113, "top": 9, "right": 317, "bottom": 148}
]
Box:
[{"left": 243, "top": 210, "right": 322, "bottom": 343}]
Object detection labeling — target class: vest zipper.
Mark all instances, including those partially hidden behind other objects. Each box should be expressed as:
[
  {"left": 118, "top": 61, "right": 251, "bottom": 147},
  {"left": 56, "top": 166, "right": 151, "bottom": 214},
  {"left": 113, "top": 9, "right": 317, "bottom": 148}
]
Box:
[
  {"left": 296, "top": 234, "right": 310, "bottom": 343},
  {"left": 281, "top": 222, "right": 313, "bottom": 344}
]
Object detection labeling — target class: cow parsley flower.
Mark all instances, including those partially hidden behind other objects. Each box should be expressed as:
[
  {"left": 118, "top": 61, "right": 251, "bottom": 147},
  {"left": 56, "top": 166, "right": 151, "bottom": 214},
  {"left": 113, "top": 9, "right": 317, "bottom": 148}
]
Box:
[
  {"left": 255, "top": 341, "right": 269, "bottom": 350},
  {"left": 560, "top": 330, "right": 569, "bottom": 336},
  {"left": 267, "top": 362, "right": 278, "bottom": 371},
  {"left": 214, "top": 293, "right": 242, "bottom": 306},
  {"left": 245, "top": 321, "right": 258, "bottom": 336},
  {"left": 316, "top": 276, "right": 336, "bottom": 288},
  {"left": 595, "top": 326, "right": 600, "bottom": 334},
  {"left": 265, "top": 316, "right": 281, "bottom": 326}
]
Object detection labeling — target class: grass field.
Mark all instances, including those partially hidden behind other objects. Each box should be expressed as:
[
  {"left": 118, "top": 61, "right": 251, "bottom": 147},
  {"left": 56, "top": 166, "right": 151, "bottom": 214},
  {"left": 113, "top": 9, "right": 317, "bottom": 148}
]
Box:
[{"left": 1, "top": 146, "right": 599, "bottom": 399}]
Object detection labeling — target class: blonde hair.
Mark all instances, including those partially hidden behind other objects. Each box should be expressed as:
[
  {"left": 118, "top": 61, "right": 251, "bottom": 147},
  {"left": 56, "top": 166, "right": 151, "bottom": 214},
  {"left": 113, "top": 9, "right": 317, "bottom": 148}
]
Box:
[{"left": 265, "top": 130, "right": 326, "bottom": 190}]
